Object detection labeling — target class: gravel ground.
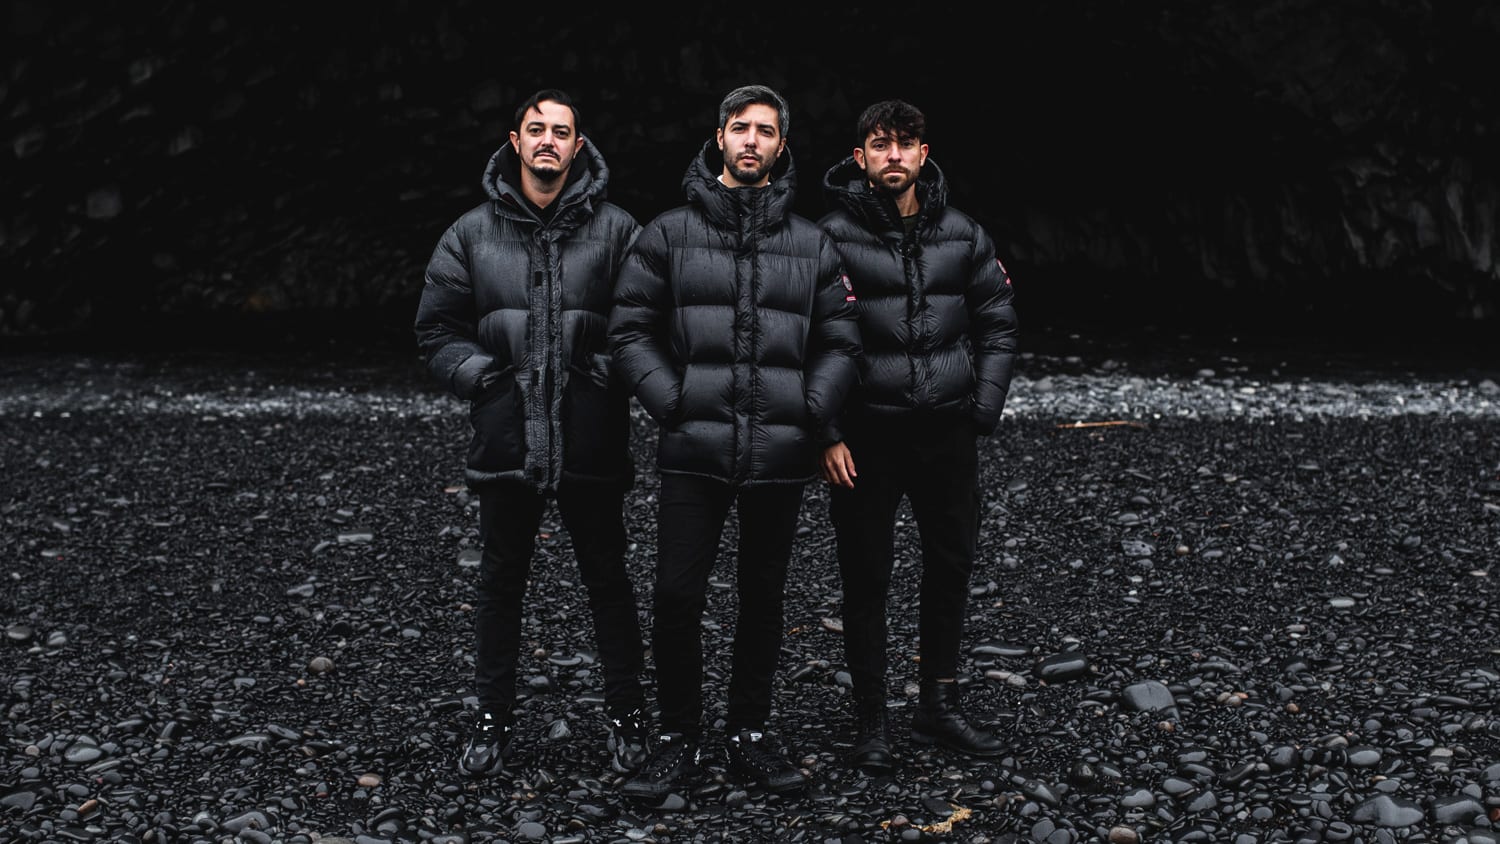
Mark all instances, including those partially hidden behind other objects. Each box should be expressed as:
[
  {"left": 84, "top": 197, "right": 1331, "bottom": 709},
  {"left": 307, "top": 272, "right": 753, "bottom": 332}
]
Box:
[{"left": 2, "top": 340, "right": 1499, "bottom": 844}]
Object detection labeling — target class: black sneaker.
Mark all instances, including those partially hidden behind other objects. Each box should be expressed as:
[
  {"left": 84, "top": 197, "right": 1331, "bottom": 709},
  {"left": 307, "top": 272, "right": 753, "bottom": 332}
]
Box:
[
  {"left": 621, "top": 732, "right": 701, "bottom": 802},
  {"left": 606, "top": 707, "right": 651, "bottom": 774},
  {"left": 458, "top": 711, "right": 513, "bottom": 778},
  {"left": 725, "top": 729, "right": 808, "bottom": 794}
]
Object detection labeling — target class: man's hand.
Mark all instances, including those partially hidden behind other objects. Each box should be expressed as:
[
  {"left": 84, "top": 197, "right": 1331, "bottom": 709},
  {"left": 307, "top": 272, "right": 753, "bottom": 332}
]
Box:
[{"left": 821, "top": 442, "right": 857, "bottom": 489}]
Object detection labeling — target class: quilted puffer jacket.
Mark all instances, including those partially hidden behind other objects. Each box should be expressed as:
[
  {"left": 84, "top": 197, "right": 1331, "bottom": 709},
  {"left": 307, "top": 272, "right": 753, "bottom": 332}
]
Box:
[
  {"left": 608, "top": 140, "right": 862, "bottom": 485},
  {"left": 818, "top": 155, "right": 1018, "bottom": 436},
  {"left": 414, "top": 137, "right": 640, "bottom": 492}
]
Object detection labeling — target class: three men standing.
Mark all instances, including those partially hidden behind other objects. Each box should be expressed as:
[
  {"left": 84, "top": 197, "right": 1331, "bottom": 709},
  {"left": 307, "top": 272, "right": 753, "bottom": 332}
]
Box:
[
  {"left": 417, "top": 87, "right": 1015, "bottom": 790},
  {"left": 608, "top": 84, "right": 862, "bottom": 800},
  {"left": 818, "top": 99, "right": 1020, "bottom": 775},
  {"left": 414, "top": 89, "right": 651, "bottom": 779}
]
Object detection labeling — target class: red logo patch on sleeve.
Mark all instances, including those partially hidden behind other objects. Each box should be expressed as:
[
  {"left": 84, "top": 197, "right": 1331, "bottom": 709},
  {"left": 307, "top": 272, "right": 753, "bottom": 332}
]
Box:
[
  {"left": 997, "top": 258, "right": 1011, "bottom": 285},
  {"left": 841, "top": 273, "right": 856, "bottom": 301}
]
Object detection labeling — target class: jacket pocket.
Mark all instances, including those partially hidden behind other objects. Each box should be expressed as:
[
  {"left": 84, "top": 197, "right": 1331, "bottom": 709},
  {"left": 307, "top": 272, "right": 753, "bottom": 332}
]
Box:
[{"left": 467, "top": 365, "right": 525, "bottom": 471}]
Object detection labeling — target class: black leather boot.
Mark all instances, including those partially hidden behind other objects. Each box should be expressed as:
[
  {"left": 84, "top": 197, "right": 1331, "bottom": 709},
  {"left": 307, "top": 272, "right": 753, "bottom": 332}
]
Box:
[
  {"left": 848, "top": 695, "right": 894, "bottom": 775},
  {"left": 911, "top": 680, "right": 1004, "bottom": 757}
]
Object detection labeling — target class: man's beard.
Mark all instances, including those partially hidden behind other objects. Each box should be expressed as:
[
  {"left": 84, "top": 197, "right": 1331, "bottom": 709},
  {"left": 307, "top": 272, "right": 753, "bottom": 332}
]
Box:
[
  {"left": 870, "top": 167, "right": 916, "bottom": 195},
  {"left": 726, "top": 154, "right": 772, "bottom": 185},
  {"left": 526, "top": 151, "right": 566, "bottom": 183}
]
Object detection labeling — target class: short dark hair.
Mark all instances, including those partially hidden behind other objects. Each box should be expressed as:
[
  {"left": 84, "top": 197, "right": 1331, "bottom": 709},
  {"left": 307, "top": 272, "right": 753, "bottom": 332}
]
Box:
[
  {"left": 514, "top": 88, "right": 580, "bottom": 134},
  {"left": 855, "top": 99, "right": 925, "bottom": 146},
  {"left": 717, "top": 84, "right": 790, "bottom": 137}
]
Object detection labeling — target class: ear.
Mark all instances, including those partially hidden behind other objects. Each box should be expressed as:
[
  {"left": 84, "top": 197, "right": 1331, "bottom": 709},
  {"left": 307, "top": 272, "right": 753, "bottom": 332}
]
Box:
[
  {"left": 509, "top": 131, "right": 520, "bottom": 152},
  {"left": 919, "top": 143, "right": 930, "bottom": 167},
  {"left": 852, "top": 148, "right": 866, "bottom": 169},
  {"left": 716, "top": 127, "right": 725, "bottom": 150}
]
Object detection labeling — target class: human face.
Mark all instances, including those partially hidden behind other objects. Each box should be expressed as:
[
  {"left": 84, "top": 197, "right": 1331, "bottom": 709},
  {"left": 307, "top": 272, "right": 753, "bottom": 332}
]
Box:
[
  {"left": 716, "top": 103, "right": 785, "bottom": 187},
  {"left": 509, "top": 100, "right": 581, "bottom": 182},
  {"left": 853, "top": 127, "right": 928, "bottom": 196}
]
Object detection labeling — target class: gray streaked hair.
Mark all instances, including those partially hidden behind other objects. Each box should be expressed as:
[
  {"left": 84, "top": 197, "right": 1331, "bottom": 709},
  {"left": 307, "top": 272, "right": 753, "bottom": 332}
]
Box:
[{"left": 717, "top": 84, "right": 790, "bottom": 137}]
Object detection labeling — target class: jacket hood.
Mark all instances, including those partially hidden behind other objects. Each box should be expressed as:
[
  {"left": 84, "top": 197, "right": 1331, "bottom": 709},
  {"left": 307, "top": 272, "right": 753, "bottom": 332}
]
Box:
[
  {"left": 822, "top": 154, "right": 949, "bottom": 234},
  {"left": 682, "top": 138, "right": 798, "bottom": 231},
  {"left": 481, "top": 135, "right": 610, "bottom": 220}
]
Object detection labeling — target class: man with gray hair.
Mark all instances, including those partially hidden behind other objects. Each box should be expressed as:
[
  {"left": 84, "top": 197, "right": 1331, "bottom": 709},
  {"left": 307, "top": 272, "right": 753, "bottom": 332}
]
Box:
[{"left": 608, "top": 84, "right": 862, "bottom": 801}]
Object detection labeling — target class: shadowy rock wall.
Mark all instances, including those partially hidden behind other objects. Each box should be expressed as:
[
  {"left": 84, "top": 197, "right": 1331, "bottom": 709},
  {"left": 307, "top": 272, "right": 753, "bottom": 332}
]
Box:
[{"left": 3, "top": 1, "right": 1499, "bottom": 342}]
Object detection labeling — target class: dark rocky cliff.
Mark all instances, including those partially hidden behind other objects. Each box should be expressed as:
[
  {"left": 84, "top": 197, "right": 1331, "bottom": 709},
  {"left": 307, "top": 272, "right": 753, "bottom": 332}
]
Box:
[{"left": 4, "top": 1, "right": 1498, "bottom": 347}]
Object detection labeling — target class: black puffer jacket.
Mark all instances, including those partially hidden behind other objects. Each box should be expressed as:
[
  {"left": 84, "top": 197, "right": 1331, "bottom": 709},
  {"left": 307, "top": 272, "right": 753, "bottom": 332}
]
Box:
[
  {"left": 818, "top": 156, "right": 1018, "bottom": 436},
  {"left": 608, "top": 140, "right": 862, "bottom": 485},
  {"left": 414, "top": 137, "right": 641, "bottom": 492}
]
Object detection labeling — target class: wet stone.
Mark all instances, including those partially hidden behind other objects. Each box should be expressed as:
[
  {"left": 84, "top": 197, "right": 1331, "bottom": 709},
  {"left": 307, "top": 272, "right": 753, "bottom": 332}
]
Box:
[
  {"left": 1184, "top": 790, "right": 1217, "bottom": 812},
  {"left": 63, "top": 741, "right": 103, "bottom": 764},
  {"left": 1, "top": 790, "right": 37, "bottom": 811},
  {"left": 1429, "top": 794, "right": 1484, "bottom": 824},
  {"left": 971, "top": 641, "right": 1032, "bottom": 658},
  {"left": 222, "top": 810, "right": 272, "bottom": 833},
  {"left": 1348, "top": 794, "right": 1424, "bottom": 827},
  {"left": 1122, "top": 680, "right": 1178, "bottom": 715},
  {"left": 1035, "top": 653, "right": 1090, "bottom": 683}
]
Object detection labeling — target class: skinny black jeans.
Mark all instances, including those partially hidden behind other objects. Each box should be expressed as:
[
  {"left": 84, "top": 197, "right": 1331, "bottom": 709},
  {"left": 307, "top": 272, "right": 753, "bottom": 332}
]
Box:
[
  {"left": 829, "top": 416, "right": 980, "bottom": 700},
  {"left": 475, "top": 480, "right": 645, "bottom": 721},
  {"left": 651, "top": 474, "right": 805, "bottom": 739}
]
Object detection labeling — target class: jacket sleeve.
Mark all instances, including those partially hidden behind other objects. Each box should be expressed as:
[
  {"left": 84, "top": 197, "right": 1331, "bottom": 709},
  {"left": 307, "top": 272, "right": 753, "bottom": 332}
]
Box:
[
  {"left": 587, "top": 218, "right": 644, "bottom": 388},
  {"left": 965, "top": 225, "right": 1019, "bottom": 435},
  {"left": 607, "top": 222, "right": 682, "bottom": 426},
  {"left": 805, "top": 235, "right": 863, "bottom": 445},
  {"left": 413, "top": 221, "right": 497, "bottom": 401}
]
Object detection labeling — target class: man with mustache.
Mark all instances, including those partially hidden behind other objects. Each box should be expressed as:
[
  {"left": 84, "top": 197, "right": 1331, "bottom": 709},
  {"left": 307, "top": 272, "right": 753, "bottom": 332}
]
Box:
[
  {"left": 817, "top": 99, "right": 1019, "bottom": 775},
  {"left": 608, "top": 84, "right": 862, "bottom": 802},
  {"left": 415, "top": 89, "right": 651, "bottom": 780}
]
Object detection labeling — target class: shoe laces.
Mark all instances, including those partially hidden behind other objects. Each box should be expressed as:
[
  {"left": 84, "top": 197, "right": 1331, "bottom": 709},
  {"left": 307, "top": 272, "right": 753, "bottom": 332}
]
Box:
[{"left": 639, "top": 734, "right": 698, "bottom": 779}]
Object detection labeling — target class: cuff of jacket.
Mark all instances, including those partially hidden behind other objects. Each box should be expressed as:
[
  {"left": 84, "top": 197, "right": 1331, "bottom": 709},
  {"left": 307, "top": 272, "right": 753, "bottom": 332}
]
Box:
[{"left": 818, "top": 419, "right": 844, "bottom": 447}]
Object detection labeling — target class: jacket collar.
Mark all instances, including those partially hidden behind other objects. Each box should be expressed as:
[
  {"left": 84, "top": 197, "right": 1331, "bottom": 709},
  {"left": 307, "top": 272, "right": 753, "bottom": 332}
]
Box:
[
  {"left": 822, "top": 155, "right": 948, "bottom": 236},
  {"left": 682, "top": 138, "right": 798, "bottom": 232},
  {"left": 482, "top": 136, "right": 610, "bottom": 227}
]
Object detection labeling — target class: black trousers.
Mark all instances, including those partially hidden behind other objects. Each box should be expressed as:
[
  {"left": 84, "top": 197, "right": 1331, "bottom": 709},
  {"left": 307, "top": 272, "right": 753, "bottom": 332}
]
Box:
[
  {"left": 475, "top": 480, "right": 645, "bottom": 721},
  {"left": 651, "top": 474, "right": 805, "bottom": 738},
  {"left": 829, "top": 417, "right": 980, "bottom": 699}
]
